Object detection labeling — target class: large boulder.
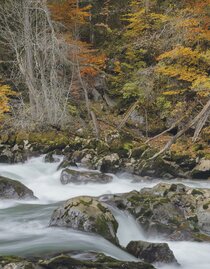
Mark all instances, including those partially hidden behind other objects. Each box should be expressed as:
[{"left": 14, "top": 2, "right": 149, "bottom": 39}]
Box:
[
  {"left": 126, "top": 241, "right": 178, "bottom": 265},
  {"left": 49, "top": 196, "right": 119, "bottom": 244},
  {"left": 60, "top": 168, "right": 113, "bottom": 185},
  {"left": 0, "top": 176, "right": 37, "bottom": 200},
  {"left": 191, "top": 159, "right": 210, "bottom": 179}
]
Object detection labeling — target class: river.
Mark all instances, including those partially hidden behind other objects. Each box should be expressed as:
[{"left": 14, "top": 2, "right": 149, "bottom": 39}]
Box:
[{"left": 0, "top": 156, "right": 210, "bottom": 269}]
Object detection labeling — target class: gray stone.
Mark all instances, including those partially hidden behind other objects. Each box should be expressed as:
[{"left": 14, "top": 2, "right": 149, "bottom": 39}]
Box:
[
  {"left": 192, "top": 159, "right": 210, "bottom": 179},
  {"left": 0, "top": 176, "right": 37, "bottom": 200},
  {"left": 60, "top": 168, "right": 113, "bottom": 185},
  {"left": 126, "top": 240, "right": 178, "bottom": 265}
]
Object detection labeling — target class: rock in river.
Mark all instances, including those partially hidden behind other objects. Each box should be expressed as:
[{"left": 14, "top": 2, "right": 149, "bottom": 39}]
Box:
[
  {"left": 60, "top": 168, "right": 113, "bottom": 185},
  {"left": 49, "top": 196, "right": 119, "bottom": 244},
  {"left": 0, "top": 254, "right": 156, "bottom": 269},
  {"left": 103, "top": 183, "right": 210, "bottom": 242},
  {"left": 126, "top": 240, "right": 178, "bottom": 265},
  {"left": 191, "top": 159, "right": 210, "bottom": 179},
  {"left": 0, "top": 176, "right": 37, "bottom": 200}
]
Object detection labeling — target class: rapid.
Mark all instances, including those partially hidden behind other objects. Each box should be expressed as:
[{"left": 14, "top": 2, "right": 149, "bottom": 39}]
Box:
[{"left": 0, "top": 156, "right": 210, "bottom": 269}]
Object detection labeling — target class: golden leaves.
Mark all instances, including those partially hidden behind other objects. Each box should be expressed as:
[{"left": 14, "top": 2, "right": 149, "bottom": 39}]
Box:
[{"left": 0, "top": 84, "right": 16, "bottom": 120}]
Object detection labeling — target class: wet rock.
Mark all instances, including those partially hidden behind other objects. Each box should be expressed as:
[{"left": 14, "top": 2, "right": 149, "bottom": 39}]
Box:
[
  {"left": 57, "top": 159, "right": 77, "bottom": 170},
  {"left": 0, "top": 145, "right": 27, "bottom": 164},
  {"left": 0, "top": 150, "right": 13, "bottom": 164},
  {"left": 102, "top": 183, "right": 210, "bottom": 242},
  {"left": 0, "top": 253, "right": 156, "bottom": 269},
  {"left": 0, "top": 176, "right": 37, "bottom": 200},
  {"left": 39, "top": 253, "right": 155, "bottom": 269},
  {"left": 49, "top": 196, "right": 119, "bottom": 244},
  {"left": 97, "top": 153, "right": 120, "bottom": 173},
  {"left": 39, "top": 254, "right": 155, "bottom": 269},
  {"left": 0, "top": 256, "right": 37, "bottom": 269},
  {"left": 192, "top": 159, "right": 210, "bottom": 179},
  {"left": 126, "top": 241, "right": 178, "bottom": 265},
  {"left": 44, "top": 152, "right": 60, "bottom": 163},
  {"left": 67, "top": 149, "right": 97, "bottom": 169},
  {"left": 60, "top": 168, "right": 113, "bottom": 185},
  {"left": 135, "top": 158, "right": 183, "bottom": 179}
]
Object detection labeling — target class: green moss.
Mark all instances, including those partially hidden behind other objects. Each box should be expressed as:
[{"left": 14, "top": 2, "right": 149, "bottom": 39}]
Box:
[
  {"left": 168, "top": 217, "right": 180, "bottom": 225},
  {"left": 204, "top": 153, "right": 210, "bottom": 160},
  {"left": 28, "top": 131, "right": 70, "bottom": 147},
  {"left": 193, "top": 144, "right": 204, "bottom": 151},
  {"left": 95, "top": 215, "right": 118, "bottom": 244},
  {"left": 79, "top": 198, "right": 93, "bottom": 206},
  {"left": 193, "top": 233, "right": 210, "bottom": 242},
  {"left": 0, "top": 256, "right": 24, "bottom": 265},
  {"left": 123, "top": 142, "right": 133, "bottom": 151},
  {"left": 203, "top": 202, "right": 210, "bottom": 210},
  {"left": 191, "top": 189, "right": 204, "bottom": 196},
  {"left": 97, "top": 203, "right": 107, "bottom": 213}
]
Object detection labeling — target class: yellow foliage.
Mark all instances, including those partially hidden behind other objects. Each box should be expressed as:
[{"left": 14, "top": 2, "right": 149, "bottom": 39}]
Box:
[
  {"left": 157, "top": 46, "right": 201, "bottom": 65},
  {"left": 157, "top": 45, "right": 210, "bottom": 95},
  {"left": 125, "top": 7, "right": 169, "bottom": 38},
  {"left": 0, "top": 84, "right": 16, "bottom": 120}
]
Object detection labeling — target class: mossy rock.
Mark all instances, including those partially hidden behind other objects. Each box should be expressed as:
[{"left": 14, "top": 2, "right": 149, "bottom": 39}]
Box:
[
  {"left": 0, "top": 176, "right": 37, "bottom": 200},
  {"left": 126, "top": 240, "right": 178, "bottom": 265},
  {"left": 28, "top": 131, "right": 70, "bottom": 152},
  {"left": 49, "top": 196, "right": 119, "bottom": 245},
  {"left": 0, "top": 256, "right": 24, "bottom": 266},
  {"left": 60, "top": 168, "right": 113, "bottom": 185},
  {"left": 39, "top": 254, "right": 155, "bottom": 269},
  {"left": 136, "top": 157, "right": 179, "bottom": 178}
]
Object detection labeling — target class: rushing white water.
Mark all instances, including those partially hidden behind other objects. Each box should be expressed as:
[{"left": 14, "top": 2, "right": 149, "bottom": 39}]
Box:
[{"left": 0, "top": 156, "right": 210, "bottom": 268}]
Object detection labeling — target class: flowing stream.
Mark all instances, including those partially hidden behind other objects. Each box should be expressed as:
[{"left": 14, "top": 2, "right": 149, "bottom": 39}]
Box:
[{"left": 0, "top": 156, "right": 210, "bottom": 268}]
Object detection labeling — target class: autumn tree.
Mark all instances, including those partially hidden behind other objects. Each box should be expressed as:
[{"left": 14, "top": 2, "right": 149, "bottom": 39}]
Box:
[
  {"left": 154, "top": 0, "right": 210, "bottom": 147},
  {"left": 109, "top": 0, "right": 210, "bottom": 147},
  {"left": 49, "top": 0, "right": 107, "bottom": 138}
]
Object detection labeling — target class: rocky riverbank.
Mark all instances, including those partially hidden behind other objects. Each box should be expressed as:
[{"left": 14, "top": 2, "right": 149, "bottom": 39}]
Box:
[
  {"left": 0, "top": 130, "right": 210, "bottom": 180},
  {"left": 1, "top": 153, "right": 210, "bottom": 268},
  {"left": 1, "top": 129, "right": 210, "bottom": 269}
]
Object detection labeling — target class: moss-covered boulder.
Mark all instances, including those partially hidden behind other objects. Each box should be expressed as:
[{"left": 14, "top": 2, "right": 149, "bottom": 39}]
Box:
[
  {"left": 126, "top": 241, "right": 178, "bottom": 265},
  {"left": 0, "top": 253, "right": 156, "bottom": 269},
  {"left": 0, "top": 176, "right": 37, "bottom": 200},
  {"left": 49, "top": 196, "right": 119, "bottom": 244},
  {"left": 38, "top": 253, "right": 155, "bottom": 269},
  {"left": 60, "top": 169, "right": 113, "bottom": 185}
]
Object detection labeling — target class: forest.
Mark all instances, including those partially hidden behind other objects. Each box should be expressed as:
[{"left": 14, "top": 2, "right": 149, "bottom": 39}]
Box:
[
  {"left": 0, "top": 1, "right": 210, "bottom": 269},
  {"left": 0, "top": 0, "right": 209, "bottom": 145}
]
